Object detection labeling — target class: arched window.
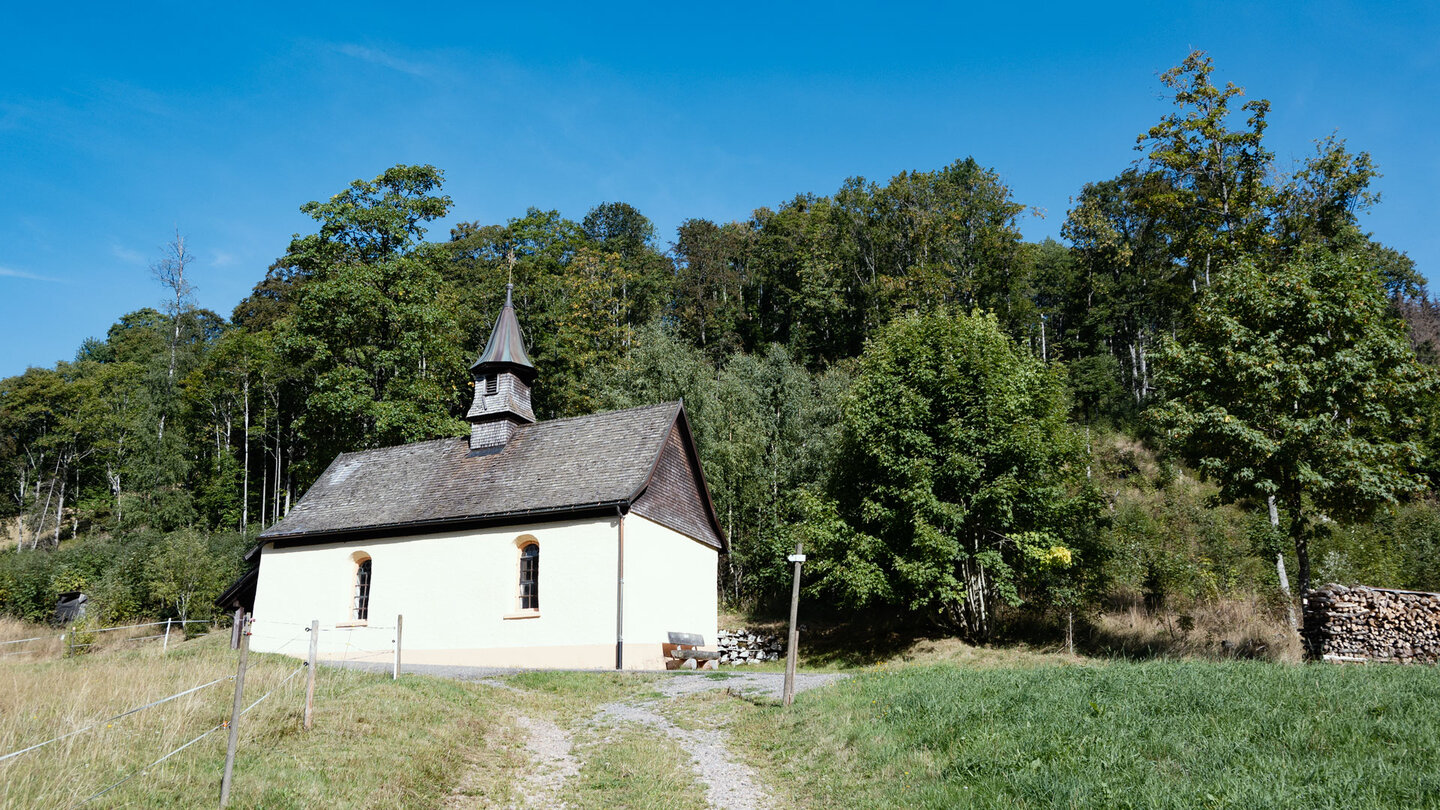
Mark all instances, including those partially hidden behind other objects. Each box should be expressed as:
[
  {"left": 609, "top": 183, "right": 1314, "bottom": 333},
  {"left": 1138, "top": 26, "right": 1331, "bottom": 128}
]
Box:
[
  {"left": 518, "top": 543, "right": 538, "bottom": 611},
  {"left": 353, "top": 557, "right": 372, "bottom": 621}
]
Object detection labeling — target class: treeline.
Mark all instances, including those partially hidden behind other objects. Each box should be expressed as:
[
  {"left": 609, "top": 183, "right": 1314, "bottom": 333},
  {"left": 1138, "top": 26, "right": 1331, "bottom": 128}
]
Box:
[{"left": 3, "top": 52, "right": 1439, "bottom": 634}]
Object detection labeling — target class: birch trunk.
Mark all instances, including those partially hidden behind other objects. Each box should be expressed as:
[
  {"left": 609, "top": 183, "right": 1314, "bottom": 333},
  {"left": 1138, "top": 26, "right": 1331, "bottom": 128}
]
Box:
[
  {"left": 52, "top": 475, "right": 66, "bottom": 547},
  {"left": 1268, "top": 496, "right": 1297, "bottom": 630},
  {"left": 241, "top": 379, "right": 250, "bottom": 532}
]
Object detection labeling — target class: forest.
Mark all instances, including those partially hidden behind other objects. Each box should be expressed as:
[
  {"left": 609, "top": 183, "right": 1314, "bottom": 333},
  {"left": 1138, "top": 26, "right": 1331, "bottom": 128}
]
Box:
[{"left": 4, "top": 51, "right": 1439, "bottom": 644}]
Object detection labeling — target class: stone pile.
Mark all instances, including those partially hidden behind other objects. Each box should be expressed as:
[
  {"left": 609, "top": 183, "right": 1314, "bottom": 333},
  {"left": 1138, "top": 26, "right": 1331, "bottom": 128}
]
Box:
[
  {"left": 1302, "top": 584, "right": 1440, "bottom": 664},
  {"left": 716, "top": 628, "right": 785, "bottom": 665}
]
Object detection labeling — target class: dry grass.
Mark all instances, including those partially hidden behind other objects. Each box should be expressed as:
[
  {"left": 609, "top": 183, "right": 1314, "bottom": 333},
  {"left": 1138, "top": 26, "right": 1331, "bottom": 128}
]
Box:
[
  {"left": 0, "top": 615, "right": 207, "bottom": 662},
  {"left": 1, "top": 631, "right": 306, "bottom": 807},
  {"left": 1088, "top": 595, "right": 1303, "bottom": 662},
  {"left": 0, "top": 616, "right": 65, "bottom": 660},
  {"left": 877, "top": 637, "right": 1088, "bottom": 669},
  {"left": 0, "top": 631, "right": 525, "bottom": 809}
]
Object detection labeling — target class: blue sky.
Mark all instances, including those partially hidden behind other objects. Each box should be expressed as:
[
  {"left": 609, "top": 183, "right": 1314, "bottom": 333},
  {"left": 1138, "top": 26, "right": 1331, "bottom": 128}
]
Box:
[{"left": 2, "top": 2, "right": 1437, "bottom": 377}]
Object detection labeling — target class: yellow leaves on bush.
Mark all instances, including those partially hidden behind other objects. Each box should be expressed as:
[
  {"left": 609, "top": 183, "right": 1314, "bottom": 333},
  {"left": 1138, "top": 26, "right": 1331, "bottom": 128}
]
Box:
[{"left": 1042, "top": 545, "right": 1073, "bottom": 568}]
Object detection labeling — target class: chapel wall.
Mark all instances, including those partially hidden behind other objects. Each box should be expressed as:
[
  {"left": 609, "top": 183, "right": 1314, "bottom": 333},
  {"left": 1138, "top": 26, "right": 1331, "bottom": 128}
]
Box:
[{"left": 249, "top": 516, "right": 619, "bottom": 660}]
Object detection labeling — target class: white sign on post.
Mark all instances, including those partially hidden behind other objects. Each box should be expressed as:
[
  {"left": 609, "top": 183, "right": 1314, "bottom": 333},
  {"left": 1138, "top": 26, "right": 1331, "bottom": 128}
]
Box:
[{"left": 788, "top": 553, "right": 807, "bottom": 563}]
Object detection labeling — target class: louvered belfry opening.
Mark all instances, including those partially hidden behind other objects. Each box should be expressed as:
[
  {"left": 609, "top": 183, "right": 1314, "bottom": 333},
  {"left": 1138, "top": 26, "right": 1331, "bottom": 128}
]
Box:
[{"left": 466, "top": 284, "right": 538, "bottom": 452}]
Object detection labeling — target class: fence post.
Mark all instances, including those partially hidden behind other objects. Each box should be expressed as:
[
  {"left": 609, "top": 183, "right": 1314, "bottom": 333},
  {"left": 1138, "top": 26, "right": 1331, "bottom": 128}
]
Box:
[
  {"left": 163, "top": 618, "right": 172, "bottom": 653},
  {"left": 304, "top": 619, "right": 318, "bottom": 731},
  {"left": 219, "top": 613, "right": 251, "bottom": 808},
  {"left": 393, "top": 614, "right": 403, "bottom": 680},
  {"left": 231, "top": 607, "right": 243, "bottom": 650}
]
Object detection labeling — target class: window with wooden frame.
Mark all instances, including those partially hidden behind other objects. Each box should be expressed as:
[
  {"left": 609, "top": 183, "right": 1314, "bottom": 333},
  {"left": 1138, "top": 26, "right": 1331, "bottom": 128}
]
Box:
[
  {"left": 352, "top": 557, "right": 372, "bottom": 621},
  {"left": 518, "top": 542, "right": 539, "bottom": 611}
]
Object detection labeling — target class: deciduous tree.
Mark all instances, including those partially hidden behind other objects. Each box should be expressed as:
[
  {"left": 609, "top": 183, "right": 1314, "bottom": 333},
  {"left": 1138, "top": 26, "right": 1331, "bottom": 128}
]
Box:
[
  {"left": 1152, "top": 251, "right": 1433, "bottom": 600},
  {"left": 806, "top": 311, "right": 1094, "bottom": 639}
]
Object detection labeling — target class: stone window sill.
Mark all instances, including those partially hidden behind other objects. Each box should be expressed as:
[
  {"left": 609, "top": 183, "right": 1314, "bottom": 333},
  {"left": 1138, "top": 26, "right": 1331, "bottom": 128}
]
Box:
[
  {"left": 503, "top": 611, "right": 541, "bottom": 620},
  {"left": 336, "top": 620, "right": 368, "bottom": 628}
]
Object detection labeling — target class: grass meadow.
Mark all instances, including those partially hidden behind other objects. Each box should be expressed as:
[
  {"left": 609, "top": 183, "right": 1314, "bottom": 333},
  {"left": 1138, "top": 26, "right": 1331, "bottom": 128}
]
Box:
[
  {"left": 728, "top": 659, "right": 1440, "bottom": 809},
  {"left": 4, "top": 615, "right": 1438, "bottom": 809}
]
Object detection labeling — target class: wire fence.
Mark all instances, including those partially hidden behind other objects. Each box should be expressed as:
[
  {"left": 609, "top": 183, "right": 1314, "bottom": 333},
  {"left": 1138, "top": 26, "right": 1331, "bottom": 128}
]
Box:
[
  {"left": 75, "top": 663, "right": 308, "bottom": 806},
  {"left": 4, "top": 612, "right": 403, "bottom": 807},
  {"left": 0, "top": 618, "right": 214, "bottom": 660},
  {"left": 0, "top": 675, "right": 234, "bottom": 764}
]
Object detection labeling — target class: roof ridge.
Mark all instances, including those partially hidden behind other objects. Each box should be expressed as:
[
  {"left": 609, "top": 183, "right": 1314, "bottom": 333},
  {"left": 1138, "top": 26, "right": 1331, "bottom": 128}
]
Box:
[
  {"left": 327, "top": 404, "right": 679, "bottom": 461},
  {"left": 520, "top": 400, "right": 680, "bottom": 431},
  {"left": 339, "top": 435, "right": 466, "bottom": 457}
]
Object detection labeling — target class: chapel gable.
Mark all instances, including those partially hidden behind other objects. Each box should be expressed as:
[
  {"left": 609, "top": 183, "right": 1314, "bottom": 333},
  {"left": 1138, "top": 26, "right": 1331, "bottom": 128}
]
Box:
[{"left": 632, "top": 418, "right": 724, "bottom": 550}]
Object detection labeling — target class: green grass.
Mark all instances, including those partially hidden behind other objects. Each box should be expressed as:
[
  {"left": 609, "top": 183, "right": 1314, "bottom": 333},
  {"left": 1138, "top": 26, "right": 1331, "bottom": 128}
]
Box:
[
  {"left": 730, "top": 660, "right": 1440, "bottom": 809},
  {"left": 567, "top": 727, "right": 708, "bottom": 810},
  {"left": 504, "top": 670, "right": 661, "bottom": 722}
]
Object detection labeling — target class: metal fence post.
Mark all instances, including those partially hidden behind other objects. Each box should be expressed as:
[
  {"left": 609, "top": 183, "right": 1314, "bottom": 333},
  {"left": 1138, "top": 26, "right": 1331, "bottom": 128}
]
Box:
[
  {"left": 393, "top": 614, "right": 403, "bottom": 680},
  {"left": 304, "top": 620, "right": 318, "bottom": 731}
]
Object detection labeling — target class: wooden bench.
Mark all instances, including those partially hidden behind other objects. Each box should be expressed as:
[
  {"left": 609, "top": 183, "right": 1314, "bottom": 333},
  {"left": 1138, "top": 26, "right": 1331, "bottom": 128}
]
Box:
[{"left": 663, "top": 632, "right": 722, "bottom": 670}]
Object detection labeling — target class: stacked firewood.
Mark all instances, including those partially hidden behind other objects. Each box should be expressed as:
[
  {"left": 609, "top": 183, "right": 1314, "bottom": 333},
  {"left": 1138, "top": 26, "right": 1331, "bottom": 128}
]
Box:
[
  {"left": 716, "top": 629, "right": 785, "bottom": 665},
  {"left": 1302, "top": 584, "right": 1440, "bottom": 664}
]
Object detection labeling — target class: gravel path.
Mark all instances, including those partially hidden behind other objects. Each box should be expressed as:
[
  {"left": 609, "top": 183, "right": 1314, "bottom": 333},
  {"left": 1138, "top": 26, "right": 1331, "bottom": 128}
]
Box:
[
  {"left": 335, "top": 661, "right": 848, "bottom": 808},
  {"left": 593, "top": 672, "right": 846, "bottom": 810},
  {"left": 512, "top": 715, "right": 580, "bottom": 808},
  {"left": 597, "top": 699, "right": 771, "bottom": 810},
  {"left": 655, "top": 670, "right": 848, "bottom": 701}
]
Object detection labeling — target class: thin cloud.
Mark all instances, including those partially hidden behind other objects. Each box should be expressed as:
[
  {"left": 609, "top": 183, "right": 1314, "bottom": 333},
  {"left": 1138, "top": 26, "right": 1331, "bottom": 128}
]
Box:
[
  {"left": 211, "top": 250, "right": 237, "bottom": 268},
  {"left": 336, "top": 43, "right": 432, "bottom": 78},
  {"left": 111, "top": 244, "right": 146, "bottom": 264},
  {"left": 0, "top": 266, "right": 63, "bottom": 283}
]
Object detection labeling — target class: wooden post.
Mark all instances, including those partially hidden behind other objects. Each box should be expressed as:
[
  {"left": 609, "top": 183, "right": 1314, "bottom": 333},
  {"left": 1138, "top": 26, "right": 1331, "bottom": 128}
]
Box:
[
  {"left": 782, "top": 542, "right": 805, "bottom": 707},
  {"left": 392, "top": 614, "right": 403, "bottom": 680},
  {"left": 231, "top": 607, "right": 244, "bottom": 650},
  {"left": 220, "top": 613, "right": 251, "bottom": 807},
  {"left": 163, "top": 618, "right": 172, "bottom": 653},
  {"left": 303, "top": 619, "right": 319, "bottom": 731}
]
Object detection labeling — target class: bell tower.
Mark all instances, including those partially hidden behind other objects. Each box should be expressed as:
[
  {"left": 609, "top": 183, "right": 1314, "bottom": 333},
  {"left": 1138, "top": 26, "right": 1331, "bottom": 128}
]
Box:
[{"left": 466, "top": 283, "right": 537, "bottom": 452}]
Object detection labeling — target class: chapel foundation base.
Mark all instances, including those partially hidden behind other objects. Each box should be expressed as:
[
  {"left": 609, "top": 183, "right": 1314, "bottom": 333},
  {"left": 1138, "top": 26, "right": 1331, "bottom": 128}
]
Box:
[{"left": 308, "top": 642, "right": 684, "bottom": 671}]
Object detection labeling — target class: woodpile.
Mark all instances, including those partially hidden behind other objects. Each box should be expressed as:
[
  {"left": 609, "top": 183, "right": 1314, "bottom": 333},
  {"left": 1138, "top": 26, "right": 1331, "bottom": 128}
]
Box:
[
  {"left": 1302, "top": 584, "right": 1440, "bottom": 664},
  {"left": 716, "top": 629, "right": 785, "bottom": 665}
]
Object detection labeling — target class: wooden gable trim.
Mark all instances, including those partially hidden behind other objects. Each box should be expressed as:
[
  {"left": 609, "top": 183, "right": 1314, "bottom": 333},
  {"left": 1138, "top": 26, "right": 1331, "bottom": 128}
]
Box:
[{"left": 627, "top": 403, "right": 729, "bottom": 553}]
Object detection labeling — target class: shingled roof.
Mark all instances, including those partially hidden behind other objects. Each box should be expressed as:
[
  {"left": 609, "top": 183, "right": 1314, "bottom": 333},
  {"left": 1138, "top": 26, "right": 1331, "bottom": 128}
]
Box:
[{"left": 259, "top": 401, "right": 726, "bottom": 551}]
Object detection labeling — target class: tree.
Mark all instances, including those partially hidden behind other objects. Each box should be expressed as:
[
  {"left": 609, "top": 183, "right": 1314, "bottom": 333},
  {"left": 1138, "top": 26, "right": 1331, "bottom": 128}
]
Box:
[
  {"left": 582, "top": 201, "right": 656, "bottom": 258},
  {"left": 1137, "top": 50, "right": 1274, "bottom": 290},
  {"left": 147, "top": 529, "right": 229, "bottom": 621},
  {"left": 151, "top": 231, "right": 198, "bottom": 386},
  {"left": 673, "top": 218, "right": 752, "bottom": 355},
  {"left": 281, "top": 165, "right": 468, "bottom": 483},
  {"left": 1062, "top": 169, "right": 1185, "bottom": 405},
  {"left": 806, "top": 311, "right": 1094, "bottom": 639},
  {"left": 1152, "top": 251, "right": 1432, "bottom": 602}
]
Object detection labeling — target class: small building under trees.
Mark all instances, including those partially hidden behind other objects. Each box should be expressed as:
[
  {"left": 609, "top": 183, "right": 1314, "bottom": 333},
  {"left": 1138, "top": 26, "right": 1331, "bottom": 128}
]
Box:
[{"left": 243, "top": 286, "right": 726, "bottom": 669}]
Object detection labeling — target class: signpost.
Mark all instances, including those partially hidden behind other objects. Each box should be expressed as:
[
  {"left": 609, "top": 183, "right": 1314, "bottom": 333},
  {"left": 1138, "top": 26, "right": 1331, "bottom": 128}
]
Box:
[{"left": 782, "top": 543, "right": 805, "bottom": 707}]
